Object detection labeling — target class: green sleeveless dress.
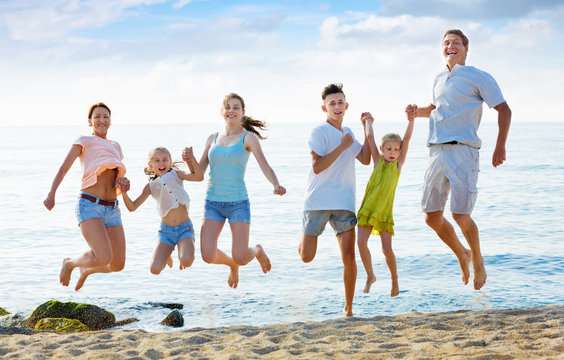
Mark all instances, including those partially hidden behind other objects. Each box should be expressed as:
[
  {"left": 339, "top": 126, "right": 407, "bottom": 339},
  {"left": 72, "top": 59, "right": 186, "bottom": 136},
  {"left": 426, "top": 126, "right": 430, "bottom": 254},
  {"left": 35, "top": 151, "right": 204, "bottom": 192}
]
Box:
[{"left": 357, "top": 158, "right": 400, "bottom": 236}]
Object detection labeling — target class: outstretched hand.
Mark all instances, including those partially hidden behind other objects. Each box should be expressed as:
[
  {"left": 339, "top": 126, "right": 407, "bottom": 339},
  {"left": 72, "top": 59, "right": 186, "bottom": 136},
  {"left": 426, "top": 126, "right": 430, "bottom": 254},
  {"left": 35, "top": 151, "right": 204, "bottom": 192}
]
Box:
[{"left": 273, "top": 184, "right": 286, "bottom": 196}]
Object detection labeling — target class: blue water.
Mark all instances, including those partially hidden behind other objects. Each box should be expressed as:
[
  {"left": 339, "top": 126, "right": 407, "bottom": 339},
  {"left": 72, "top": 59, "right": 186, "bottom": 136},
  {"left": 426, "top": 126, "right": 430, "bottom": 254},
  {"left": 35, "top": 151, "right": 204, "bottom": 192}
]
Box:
[{"left": 0, "top": 120, "right": 562, "bottom": 332}]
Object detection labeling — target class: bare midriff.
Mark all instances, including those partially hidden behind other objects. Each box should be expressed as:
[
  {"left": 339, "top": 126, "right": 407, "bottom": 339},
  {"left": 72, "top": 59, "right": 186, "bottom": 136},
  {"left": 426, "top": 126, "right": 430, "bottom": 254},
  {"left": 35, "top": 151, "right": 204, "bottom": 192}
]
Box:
[
  {"left": 82, "top": 168, "right": 119, "bottom": 201},
  {"left": 162, "top": 204, "right": 190, "bottom": 226}
]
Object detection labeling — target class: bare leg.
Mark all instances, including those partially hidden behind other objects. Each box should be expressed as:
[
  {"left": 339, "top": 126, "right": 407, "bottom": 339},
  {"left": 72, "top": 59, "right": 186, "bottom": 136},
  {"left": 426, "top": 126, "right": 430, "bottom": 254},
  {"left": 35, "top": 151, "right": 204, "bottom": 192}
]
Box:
[
  {"left": 74, "top": 224, "right": 126, "bottom": 291},
  {"left": 150, "top": 242, "right": 175, "bottom": 275},
  {"left": 298, "top": 234, "right": 318, "bottom": 263},
  {"left": 425, "top": 211, "right": 471, "bottom": 285},
  {"left": 200, "top": 219, "right": 239, "bottom": 288},
  {"left": 177, "top": 237, "right": 195, "bottom": 270},
  {"left": 380, "top": 232, "right": 399, "bottom": 297},
  {"left": 453, "top": 213, "right": 487, "bottom": 290},
  {"left": 337, "top": 229, "right": 357, "bottom": 317},
  {"left": 166, "top": 256, "right": 173, "bottom": 268},
  {"left": 357, "top": 226, "right": 376, "bottom": 293},
  {"left": 230, "top": 222, "right": 271, "bottom": 273},
  {"left": 61, "top": 218, "right": 114, "bottom": 288}
]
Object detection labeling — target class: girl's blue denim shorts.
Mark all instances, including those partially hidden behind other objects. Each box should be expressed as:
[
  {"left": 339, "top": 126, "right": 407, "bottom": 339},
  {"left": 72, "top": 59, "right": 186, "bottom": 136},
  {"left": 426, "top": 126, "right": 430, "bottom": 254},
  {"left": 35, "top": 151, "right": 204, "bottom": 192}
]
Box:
[
  {"left": 75, "top": 193, "right": 122, "bottom": 227},
  {"left": 158, "top": 219, "right": 195, "bottom": 247},
  {"left": 204, "top": 199, "right": 251, "bottom": 224}
]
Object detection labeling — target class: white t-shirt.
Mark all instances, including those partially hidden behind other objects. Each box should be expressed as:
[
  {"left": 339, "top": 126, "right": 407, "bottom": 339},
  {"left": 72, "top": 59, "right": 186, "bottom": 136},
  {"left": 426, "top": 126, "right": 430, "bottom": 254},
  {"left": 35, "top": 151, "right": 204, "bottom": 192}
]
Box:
[
  {"left": 304, "top": 121, "right": 362, "bottom": 212},
  {"left": 149, "top": 168, "right": 191, "bottom": 218}
]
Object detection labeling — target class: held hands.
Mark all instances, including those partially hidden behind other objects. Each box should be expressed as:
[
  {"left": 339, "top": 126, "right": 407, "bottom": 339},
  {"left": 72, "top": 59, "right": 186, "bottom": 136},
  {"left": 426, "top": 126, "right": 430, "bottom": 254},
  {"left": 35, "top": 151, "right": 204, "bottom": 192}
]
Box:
[
  {"left": 273, "top": 184, "right": 286, "bottom": 196},
  {"left": 116, "top": 177, "right": 130, "bottom": 193},
  {"left": 182, "top": 147, "right": 194, "bottom": 162},
  {"left": 405, "top": 104, "right": 417, "bottom": 121},
  {"left": 361, "top": 112, "right": 374, "bottom": 125}
]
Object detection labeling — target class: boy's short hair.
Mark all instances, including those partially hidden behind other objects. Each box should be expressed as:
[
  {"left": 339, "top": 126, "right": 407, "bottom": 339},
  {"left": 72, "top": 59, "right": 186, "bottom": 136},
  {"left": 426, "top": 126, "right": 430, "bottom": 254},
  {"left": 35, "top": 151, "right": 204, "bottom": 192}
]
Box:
[
  {"left": 443, "top": 29, "right": 469, "bottom": 47},
  {"left": 321, "top": 83, "right": 345, "bottom": 101}
]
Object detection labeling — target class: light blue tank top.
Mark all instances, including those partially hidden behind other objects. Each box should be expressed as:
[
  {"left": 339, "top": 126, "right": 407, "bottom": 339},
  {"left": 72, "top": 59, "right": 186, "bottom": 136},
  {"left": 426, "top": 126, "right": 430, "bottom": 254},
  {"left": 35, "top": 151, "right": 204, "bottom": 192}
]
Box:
[{"left": 206, "top": 131, "right": 251, "bottom": 202}]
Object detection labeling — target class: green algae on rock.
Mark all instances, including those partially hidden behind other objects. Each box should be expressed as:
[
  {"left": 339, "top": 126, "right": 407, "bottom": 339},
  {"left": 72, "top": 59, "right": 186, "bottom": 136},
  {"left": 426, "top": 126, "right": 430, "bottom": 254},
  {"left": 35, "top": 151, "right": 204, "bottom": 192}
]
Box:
[
  {"left": 34, "top": 318, "right": 89, "bottom": 333},
  {"left": 27, "top": 300, "right": 115, "bottom": 330}
]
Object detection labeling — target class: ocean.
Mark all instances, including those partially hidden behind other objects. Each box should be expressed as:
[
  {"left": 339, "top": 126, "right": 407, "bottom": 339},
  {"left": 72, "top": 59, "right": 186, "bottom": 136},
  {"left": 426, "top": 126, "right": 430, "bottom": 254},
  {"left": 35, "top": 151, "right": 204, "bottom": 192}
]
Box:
[{"left": 1, "top": 119, "right": 562, "bottom": 332}]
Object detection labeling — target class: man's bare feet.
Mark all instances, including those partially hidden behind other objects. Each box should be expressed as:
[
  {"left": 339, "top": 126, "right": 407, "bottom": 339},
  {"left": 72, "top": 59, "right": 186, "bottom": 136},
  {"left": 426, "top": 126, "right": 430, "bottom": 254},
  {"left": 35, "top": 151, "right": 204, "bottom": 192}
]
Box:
[
  {"left": 343, "top": 306, "right": 353, "bottom": 317},
  {"left": 167, "top": 256, "right": 173, "bottom": 268},
  {"left": 255, "top": 245, "right": 271, "bottom": 273},
  {"left": 59, "top": 258, "right": 73, "bottom": 287},
  {"left": 390, "top": 278, "right": 399, "bottom": 297},
  {"left": 228, "top": 265, "right": 239, "bottom": 289},
  {"left": 459, "top": 248, "right": 472, "bottom": 285},
  {"left": 363, "top": 275, "right": 376, "bottom": 294},
  {"left": 473, "top": 260, "right": 487, "bottom": 290},
  {"left": 75, "top": 267, "right": 90, "bottom": 291}
]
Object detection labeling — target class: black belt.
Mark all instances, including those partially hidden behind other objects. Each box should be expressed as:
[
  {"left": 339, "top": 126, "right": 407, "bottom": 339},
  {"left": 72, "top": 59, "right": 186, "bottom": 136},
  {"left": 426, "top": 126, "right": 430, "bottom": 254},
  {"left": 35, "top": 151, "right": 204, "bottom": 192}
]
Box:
[
  {"left": 442, "top": 141, "right": 459, "bottom": 145},
  {"left": 80, "top": 193, "right": 118, "bottom": 206}
]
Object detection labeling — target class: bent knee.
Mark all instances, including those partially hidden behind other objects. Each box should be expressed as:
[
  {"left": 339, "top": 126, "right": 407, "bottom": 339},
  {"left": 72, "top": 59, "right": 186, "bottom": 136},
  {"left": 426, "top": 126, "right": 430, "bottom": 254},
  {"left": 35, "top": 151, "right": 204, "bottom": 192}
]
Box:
[
  {"left": 381, "top": 247, "right": 394, "bottom": 258},
  {"left": 452, "top": 213, "right": 471, "bottom": 227},
  {"left": 150, "top": 266, "right": 162, "bottom": 275},
  {"left": 232, "top": 255, "right": 250, "bottom": 266},
  {"left": 425, "top": 213, "right": 443, "bottom": 229},
  {"left": 179, "top": 256, "right": 194, "bottom": 268}
]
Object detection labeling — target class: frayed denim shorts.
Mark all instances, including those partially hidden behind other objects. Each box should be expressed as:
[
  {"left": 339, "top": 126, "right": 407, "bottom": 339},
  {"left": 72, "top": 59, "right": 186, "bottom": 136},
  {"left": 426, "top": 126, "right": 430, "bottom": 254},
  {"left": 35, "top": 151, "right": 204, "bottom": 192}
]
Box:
[
  {"left": 75, "top": 193, "right": 122, "bottom": 227},
  {"left": 204, "top": 199, "right": 251, "bottom": 224},
  {"left": 158, "top": 219, "right": 195, "bottom": 247}
]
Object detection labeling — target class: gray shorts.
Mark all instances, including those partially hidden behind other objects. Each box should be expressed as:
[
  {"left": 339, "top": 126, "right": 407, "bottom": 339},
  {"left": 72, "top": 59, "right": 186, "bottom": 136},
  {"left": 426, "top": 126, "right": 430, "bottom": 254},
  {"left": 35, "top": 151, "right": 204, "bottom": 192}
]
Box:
[
  {"left": 421, "top": 144, "right": 479, "bottom": 214},
  {"left": 302, "top": 210, "right": 357, "bottom": 236}
]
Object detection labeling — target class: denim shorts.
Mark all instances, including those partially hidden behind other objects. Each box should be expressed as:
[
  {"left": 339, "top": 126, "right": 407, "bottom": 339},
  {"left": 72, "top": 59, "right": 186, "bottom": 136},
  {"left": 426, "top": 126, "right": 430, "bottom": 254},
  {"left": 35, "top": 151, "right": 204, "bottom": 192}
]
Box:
[
  {"left": 158, "top": 219, "right": 195, "bottom": 247},
  {"left": 75, "top": 193, "right": 122, "bottom": 227},
  {"left": 204, "top": 199, "right": 251, "bottom": 224},
  {"left": 302, "top": 209, "right": 357, "bottom": 236}
]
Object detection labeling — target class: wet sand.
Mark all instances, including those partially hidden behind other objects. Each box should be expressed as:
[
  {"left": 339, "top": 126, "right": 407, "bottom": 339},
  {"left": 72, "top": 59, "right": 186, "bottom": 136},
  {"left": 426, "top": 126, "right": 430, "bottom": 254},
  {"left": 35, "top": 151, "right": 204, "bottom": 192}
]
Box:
[{"left": 1, "top": 305, "right": 562, "bottom": 359}]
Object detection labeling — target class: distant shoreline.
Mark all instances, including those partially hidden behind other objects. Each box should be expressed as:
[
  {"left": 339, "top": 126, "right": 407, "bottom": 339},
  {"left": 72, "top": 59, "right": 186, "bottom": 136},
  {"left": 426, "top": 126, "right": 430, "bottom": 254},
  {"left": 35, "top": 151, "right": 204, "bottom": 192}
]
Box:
[{"left": 1, "top": 304, "right": 562, "bottom": 359}]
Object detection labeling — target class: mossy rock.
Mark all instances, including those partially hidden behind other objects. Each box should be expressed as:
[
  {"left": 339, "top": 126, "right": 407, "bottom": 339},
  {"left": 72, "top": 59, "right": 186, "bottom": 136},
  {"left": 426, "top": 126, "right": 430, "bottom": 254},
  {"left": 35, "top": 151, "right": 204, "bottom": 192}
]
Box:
[
  {"left": 161, "top": 309, "right": 184, "bottom": 327},
  {"left": 27, "top": 300, "right": 115, "bottom": 330},
  {"left": 0, "top": 307, "right": 9, "bottom": 316},
  {"left": 34, "top": 318, "right": 89, "bottom": 333}
]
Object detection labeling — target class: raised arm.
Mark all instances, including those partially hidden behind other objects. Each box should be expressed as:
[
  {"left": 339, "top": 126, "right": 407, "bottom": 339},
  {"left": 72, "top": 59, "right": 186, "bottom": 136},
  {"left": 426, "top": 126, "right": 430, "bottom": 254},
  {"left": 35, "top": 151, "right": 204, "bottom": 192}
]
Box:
[
  {"left": 180, "top": 147, "right": 204, "bottom": 181},
  {"left": 492, "top": 101, "right": 511, "bottom": 167},
  {"left": 398, "top": 108, "right": 415, "bottom": 170},
  {"left": 361, "top": 112, "right": 379, "bottom": 165},
  {"left": 120, "top": 182, "right": 151, "bottom": 212},
  {"left": 245, "top": 134, "right": 286, "bottom": 195},
  {"left": 44, "top": 144, "right": 82, "bottom": 210}
]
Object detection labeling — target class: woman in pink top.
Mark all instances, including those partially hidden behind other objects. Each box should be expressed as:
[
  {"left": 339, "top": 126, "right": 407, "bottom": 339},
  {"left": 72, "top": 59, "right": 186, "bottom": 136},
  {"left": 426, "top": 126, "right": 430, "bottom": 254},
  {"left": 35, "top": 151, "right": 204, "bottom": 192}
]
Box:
[{"left": 44, "top": 103, "right": 128, "bottom": 291}]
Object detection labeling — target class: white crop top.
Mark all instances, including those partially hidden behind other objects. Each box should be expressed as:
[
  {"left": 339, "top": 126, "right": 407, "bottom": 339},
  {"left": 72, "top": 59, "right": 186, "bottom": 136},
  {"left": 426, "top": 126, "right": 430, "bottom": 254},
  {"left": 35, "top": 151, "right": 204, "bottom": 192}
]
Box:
[{"left": 149, "top": 168, "right": 190, "bottom": 217}]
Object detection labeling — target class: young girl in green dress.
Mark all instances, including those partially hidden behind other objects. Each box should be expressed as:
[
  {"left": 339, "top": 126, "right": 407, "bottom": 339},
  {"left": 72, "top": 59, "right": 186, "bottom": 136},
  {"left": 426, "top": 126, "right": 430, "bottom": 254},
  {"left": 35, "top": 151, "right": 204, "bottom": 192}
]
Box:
[{"left": 357, "top": 110, "right": 414, "bottom": 296}]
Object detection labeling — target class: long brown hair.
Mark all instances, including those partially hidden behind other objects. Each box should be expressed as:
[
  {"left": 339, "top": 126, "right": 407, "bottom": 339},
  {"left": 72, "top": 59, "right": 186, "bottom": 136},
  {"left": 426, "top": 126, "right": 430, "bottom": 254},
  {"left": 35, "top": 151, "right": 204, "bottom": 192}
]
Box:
[{"left": 223, "top": 93, "right": 267, "bottom": 140}]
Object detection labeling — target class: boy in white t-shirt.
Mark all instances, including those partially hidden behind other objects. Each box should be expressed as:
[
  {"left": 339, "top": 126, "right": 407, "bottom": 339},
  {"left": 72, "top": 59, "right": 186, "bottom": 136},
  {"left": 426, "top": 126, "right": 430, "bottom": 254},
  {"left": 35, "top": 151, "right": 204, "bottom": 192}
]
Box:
[{"left": 299, "top": 83, "right": 371, "bottom": 317}]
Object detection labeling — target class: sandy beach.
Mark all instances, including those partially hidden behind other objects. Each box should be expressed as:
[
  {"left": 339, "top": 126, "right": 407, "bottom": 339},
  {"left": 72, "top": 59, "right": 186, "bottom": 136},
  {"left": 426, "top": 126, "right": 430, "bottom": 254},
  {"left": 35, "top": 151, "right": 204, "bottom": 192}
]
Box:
[{"left": 0, "top": 304, "right": 562, "bottom": 359}]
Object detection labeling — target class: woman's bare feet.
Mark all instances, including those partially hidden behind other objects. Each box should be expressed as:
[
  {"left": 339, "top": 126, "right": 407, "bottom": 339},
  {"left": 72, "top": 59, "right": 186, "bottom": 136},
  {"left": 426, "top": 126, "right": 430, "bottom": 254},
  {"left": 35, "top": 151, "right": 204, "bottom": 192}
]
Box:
[
  {"left": 390, "top": 278, "right": 399, "bottom": 297},
  {"left": 59, "top": 258, "right": 74, "bottom": 287},
  {"left": 255, "top": 245, "right": 271, "bottom": 273},
  {"left": 74, "top": 267, "right": 90, "bottom": 291},
  {"left": 343, "top": 306, "right": 353, "bottom": 317},
  {"left": 363, "top": 274, "right": 376, "bottom": 294},
  {"left": 228, "top": 265, "right": 239, "bottom": 289}
]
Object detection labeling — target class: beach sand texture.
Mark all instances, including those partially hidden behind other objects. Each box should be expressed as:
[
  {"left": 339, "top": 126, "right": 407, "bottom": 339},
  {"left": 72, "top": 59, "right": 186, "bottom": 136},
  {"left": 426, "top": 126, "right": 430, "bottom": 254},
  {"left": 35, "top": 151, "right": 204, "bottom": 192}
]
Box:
[{"left": 1, "top": 305, "right": 562, "bottom": 359}]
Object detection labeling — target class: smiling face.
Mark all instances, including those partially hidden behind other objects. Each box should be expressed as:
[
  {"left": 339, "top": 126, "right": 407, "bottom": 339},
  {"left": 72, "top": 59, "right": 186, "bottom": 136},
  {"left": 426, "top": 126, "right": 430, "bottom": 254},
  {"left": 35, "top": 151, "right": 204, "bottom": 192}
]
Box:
[
  {"left": 148, "top": 150, "right": 172, "bottom": 177},
  {"left": 322, "top": 92, "right": 348, "bottom": 124},
  {"left": 222, "top": 96, "right": 245, "bottom": 125},
  {"left": 443, "top": 33, "right": 468, "bottom": 70},
  {"left": 380, "top": 140, "right": 401, "bottom": 163},
  {"left": 88, "top": 106, "right": 111, "bottom": 138}
]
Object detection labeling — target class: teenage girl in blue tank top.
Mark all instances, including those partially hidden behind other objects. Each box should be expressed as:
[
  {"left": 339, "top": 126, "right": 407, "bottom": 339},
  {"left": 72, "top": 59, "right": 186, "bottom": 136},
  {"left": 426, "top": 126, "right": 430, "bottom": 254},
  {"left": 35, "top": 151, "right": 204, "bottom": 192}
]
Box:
[{"left": 198, "top": 93, "right": 286, "bottom": 288}]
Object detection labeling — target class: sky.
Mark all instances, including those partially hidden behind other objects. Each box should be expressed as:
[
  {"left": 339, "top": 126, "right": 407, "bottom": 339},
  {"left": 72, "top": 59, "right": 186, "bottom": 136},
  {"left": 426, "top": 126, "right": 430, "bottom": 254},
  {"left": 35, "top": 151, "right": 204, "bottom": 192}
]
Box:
[{"left": 1, "top": 0, "right": 563, "bottom": 126}]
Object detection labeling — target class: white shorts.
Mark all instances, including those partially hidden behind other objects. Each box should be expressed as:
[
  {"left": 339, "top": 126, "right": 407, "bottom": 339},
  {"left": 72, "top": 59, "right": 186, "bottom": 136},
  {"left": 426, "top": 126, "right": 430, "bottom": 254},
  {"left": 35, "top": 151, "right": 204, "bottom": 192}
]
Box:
[{"left": 421, "top": 144, "right": 479, "bottom": 214}]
